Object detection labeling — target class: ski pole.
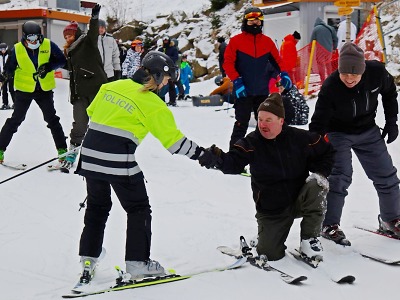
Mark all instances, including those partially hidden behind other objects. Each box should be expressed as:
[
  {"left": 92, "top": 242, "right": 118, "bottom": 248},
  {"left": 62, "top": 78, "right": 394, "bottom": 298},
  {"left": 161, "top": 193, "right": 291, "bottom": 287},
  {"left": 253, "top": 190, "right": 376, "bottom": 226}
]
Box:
[
  {"left": 215, "top": 107, "right": 232, "bottom": 112},
  {"left": 0, "top": 146, "right": 81, "bottom": 185}
]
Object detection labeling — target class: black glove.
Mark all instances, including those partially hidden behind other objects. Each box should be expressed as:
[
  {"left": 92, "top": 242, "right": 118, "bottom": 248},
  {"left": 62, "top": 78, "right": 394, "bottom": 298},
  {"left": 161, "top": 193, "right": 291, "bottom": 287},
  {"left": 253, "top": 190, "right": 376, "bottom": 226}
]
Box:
[
  {"left": 114, "top": 70, "right": 121, "bottom": 80},
  {"left": 198, "top": 144, "right": 223, "bottom": 169},
  {"left": 37, "top": 63, "right": 52, "bottom": 79},
  {"left": 91, "top": 3, "right": 101, "bottom": 19},
  {"left": 382, "top": 118, "right": 399, "bottom": 144}
]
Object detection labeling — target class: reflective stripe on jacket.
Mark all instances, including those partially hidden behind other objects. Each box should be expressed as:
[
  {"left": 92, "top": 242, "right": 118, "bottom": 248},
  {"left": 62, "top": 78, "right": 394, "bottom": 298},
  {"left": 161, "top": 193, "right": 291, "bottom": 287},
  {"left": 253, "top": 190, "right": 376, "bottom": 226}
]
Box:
[
  {"left": 14, "top": 39, "right": 55, "bottom": 92},
  {"left": 77, "top": 79, "right": 199, "bottom": 182}
]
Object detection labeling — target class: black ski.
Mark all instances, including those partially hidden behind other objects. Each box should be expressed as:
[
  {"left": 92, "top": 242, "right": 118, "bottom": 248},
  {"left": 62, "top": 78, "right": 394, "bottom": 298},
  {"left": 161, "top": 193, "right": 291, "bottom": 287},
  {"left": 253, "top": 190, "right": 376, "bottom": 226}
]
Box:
[{"left": 217, "top": 236, "right": 307, "bottom": 284}]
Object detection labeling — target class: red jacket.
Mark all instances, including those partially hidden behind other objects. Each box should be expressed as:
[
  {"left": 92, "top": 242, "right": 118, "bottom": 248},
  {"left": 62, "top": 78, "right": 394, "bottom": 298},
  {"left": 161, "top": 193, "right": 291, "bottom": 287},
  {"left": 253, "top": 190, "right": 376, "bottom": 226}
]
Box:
[
  {"left": 223, "top": 31, "right": 283, "bottom": 96},
  {"left": 280, "top": 34, "right": 298, "bottom": 71}
]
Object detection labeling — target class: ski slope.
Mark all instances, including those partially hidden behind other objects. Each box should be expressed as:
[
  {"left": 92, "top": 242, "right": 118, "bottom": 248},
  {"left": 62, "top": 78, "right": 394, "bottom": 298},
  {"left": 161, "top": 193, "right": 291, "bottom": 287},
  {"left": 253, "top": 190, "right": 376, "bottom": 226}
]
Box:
[{"left": 0, "top": 78, "right": 399, "bottom": 299}]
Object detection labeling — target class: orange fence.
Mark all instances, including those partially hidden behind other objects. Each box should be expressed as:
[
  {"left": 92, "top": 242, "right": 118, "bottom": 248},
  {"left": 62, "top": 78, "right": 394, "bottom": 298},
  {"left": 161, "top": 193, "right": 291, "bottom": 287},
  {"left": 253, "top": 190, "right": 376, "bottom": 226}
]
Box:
[{"left": 293, "top": 7, "right": 384, "bottom": 95}]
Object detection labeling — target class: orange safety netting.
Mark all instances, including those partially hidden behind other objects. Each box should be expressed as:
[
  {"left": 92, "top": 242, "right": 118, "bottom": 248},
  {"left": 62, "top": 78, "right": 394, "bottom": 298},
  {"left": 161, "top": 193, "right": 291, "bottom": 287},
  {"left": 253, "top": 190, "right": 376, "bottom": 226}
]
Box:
[{"left": 292, "top": 7, "right": 384, "bottom": 94}]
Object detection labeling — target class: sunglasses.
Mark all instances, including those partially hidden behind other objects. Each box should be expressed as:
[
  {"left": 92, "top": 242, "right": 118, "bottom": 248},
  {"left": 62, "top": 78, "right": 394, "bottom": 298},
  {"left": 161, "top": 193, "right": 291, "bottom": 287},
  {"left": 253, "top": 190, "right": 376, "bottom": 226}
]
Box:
[
  {"left": 245, "top": 11, "right": 264, "bottom": 21},
  {"left": 135, "top": 43, "right": 144, "bottom": 47},
  {"left": 26, "top": 34, "right": 41, "bottom": 42}
]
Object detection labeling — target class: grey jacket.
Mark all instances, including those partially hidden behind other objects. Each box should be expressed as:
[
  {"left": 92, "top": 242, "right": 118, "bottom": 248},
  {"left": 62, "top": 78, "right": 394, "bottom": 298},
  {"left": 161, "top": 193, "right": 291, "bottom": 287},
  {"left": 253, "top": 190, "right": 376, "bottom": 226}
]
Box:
[
  {"left": 310, "top": 17, "right": 338, "bottom": 52},
  {"left": 97, "top": 33, "right": 121, "bottom": 78}
]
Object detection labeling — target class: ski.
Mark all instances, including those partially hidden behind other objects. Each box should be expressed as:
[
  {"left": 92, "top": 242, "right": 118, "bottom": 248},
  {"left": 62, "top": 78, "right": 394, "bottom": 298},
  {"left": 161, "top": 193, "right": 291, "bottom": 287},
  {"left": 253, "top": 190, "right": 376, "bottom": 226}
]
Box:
[
  {"left": 1, "top": 162, "right": 27, "bottom": 170},
  {"left": 62, "top": 273, "right": 189, "bottom": 298},
  {"left": 289, "top": 249, "right": 322, "bottom": 269},
  {"left": 354, "top": 225, "right": 400, "bottom": 240},
  {"left": 289, "top": 250, "right": 355, "bottom": 284},
  {"left": 47, "top": 161, "right": 73, "bottom": 173},
  {"left": 353, "top": 225, "right": 400, "bottom": 264},
  {"left": 218, "top": 236, "right": 307, "bottom": 284},
  {"left": 62, "top": 256, "right": 247, "bottom": 298}
]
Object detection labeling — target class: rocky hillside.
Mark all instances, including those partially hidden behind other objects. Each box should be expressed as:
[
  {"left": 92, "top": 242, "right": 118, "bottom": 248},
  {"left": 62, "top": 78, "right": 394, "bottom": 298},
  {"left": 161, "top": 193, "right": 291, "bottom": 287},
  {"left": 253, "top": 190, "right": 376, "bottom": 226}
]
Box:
[{"left": 111, "top": 1, "right": 248, "bottom": 81}]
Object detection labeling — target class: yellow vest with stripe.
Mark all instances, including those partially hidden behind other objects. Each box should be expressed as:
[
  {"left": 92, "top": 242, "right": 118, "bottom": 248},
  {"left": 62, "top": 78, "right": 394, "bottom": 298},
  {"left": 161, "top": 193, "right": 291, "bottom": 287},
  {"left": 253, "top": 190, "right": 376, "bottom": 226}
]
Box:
[
  {"left": 87, "top": 79, "right": 185, "bottom": 149},
  {"left": 14, "top": 38, "right": 55, "bottom": 92}
]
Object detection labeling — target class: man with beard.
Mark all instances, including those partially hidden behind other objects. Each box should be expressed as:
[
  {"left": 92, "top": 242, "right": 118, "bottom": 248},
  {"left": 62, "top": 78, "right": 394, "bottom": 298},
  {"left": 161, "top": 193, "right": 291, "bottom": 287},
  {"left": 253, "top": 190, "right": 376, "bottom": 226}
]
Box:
[{"left": 223, "top": 6, "right": 285, "bottom": 150}]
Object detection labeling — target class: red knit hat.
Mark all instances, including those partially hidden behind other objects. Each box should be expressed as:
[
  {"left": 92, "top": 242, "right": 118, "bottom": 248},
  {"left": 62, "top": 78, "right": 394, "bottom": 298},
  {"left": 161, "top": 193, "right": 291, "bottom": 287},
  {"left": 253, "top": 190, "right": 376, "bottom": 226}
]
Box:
[{"left": 63, "top": 21, "right": 78, "bottom": 38}]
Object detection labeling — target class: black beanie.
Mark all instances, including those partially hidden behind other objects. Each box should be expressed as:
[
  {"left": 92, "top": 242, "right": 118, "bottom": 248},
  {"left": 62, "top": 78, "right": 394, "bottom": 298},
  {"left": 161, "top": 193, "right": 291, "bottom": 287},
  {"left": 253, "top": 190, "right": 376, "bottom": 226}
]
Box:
[
  {"left": 257, "top": 93, "right": 285, "bottom": 118},
  {"left": 293, "top": 31, "right": 301, "bottom": 40},
  {"left": 338, "top": 42, "right": 366, "bottom": 75}
]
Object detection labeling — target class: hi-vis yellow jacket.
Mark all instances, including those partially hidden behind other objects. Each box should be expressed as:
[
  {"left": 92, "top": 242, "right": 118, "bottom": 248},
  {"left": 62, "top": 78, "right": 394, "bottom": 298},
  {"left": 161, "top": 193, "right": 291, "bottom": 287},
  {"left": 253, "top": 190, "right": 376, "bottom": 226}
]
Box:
[
  {"left": 14, "top": 39, "right": 55, "bottom": 92},
  {"left": 76, "top": 79, "right": 201, "bottom": 182}
]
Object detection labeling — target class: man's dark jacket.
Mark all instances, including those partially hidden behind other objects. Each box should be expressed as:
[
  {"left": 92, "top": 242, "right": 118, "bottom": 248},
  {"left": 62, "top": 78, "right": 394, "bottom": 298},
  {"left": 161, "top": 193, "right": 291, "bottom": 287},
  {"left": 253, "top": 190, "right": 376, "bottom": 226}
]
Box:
[
  {"left": 218, "top": 125, "right": 334, "bottom": 214},
  {"left": 310, "top": 60, "right": 398, "bottom": 135},
  {"left": 65, "top": 17, "right": 107, "bottom": 103}
]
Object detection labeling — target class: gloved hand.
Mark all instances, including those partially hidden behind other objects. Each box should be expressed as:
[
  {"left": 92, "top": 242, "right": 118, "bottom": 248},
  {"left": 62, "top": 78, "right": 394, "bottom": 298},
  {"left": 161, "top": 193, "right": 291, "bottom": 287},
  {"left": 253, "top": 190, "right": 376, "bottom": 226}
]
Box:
[
  {"left": 37, "top": 63, "right": 52, "bottom": 79},
  {"left": 114, "top": 70, "right": 121, "bottom": 80},
  {"left": 91, "top": 3, "right": 101, "bottom": 19},
  {"left": 198, "top": 144, "right": 224, "bottom": 169},
  {"left": 233, "top": 77, "right": 247, "bottom": 98},
  {"left": 382, "top": 118, "right": 399, "bottom": 144},
  {"left": 278, "top": 71, "right": 292, "bottom": 89}
]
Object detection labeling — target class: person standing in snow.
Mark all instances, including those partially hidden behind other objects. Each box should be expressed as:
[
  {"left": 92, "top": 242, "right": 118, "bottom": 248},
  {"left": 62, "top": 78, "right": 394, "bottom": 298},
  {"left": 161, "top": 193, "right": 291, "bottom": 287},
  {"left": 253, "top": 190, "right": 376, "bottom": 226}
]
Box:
[
  {"left": 0, "top": 21, "right": 67, "bottom": 164},
  {"left": 74, "top": 51, "right": 208, "bottom": 281},
  {"left": 217, "top": 36, "right": 227, "bottom": 77},
  {"left": 310, "top": 17, "right": 338, "bottom": 83},
  {"left": 309, "top": 43, "right": 400, "bottom": 244},
  {"left": 158, "top": 35, "right": 184, "bottom": 106},
  {"left": 97, "top": 19, "right": 121, "bottom": 82},
  {"left": 121, "top": 39, "right": 144, "bottom": 79},
  {"left": 62, "top": 4, "right": 108, "bottom": 169},
  {"left": 178, "top": 54, "right": 193, "bottom": 99},
  {"left": 198, "top": 93, "right": 334, "bottom": 261},
  {"left": 223, "top": 6, "right": 285, "bottom": 149},
  {"left": 0, "top": 43, "right": 15, "bottom": 110},
  {"left": 280, "top": 31, "right": 301, "bottom": 85}
]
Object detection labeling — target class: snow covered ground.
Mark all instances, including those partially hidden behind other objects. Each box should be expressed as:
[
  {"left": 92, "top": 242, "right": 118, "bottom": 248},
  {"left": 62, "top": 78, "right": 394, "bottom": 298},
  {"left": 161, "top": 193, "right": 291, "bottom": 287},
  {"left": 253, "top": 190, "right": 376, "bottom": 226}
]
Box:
[{"left": 0, "top": 78, "right": 399, "bottom": 300}]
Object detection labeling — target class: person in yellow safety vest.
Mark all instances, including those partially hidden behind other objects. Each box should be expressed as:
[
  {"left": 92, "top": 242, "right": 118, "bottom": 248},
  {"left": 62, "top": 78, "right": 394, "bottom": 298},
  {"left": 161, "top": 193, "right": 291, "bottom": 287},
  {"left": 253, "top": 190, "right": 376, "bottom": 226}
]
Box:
[
  {"left": 74, "top": 51, "right": 209, "bottom": 281},
  {"left": 0, "top": 21, "right": 67, "bottom": 164}
]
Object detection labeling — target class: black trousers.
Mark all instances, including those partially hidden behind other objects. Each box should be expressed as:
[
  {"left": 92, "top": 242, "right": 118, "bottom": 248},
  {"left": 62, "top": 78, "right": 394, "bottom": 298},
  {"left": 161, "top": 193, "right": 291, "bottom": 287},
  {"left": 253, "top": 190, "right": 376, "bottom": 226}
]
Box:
[
  {"left": 2, "top": 78, "right": 15, "bottom": 106},
  {"left": 79, "top": 177, "right": 152, "bottom": 261},
  {"left": 229, "top": 95, "right": 266, "bottom": 149},
  {"left": 0, "top": 89, "right": 67, "bottom": 151}
]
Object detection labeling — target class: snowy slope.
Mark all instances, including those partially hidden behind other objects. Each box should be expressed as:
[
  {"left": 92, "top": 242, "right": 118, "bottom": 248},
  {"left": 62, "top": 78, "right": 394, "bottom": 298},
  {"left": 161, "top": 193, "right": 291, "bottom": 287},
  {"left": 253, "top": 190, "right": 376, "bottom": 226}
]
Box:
[
  {"left": 0, "top": 78, "right": 399, "bottom": 300},
  {"left": 0, "top": 0, "right": 211, "bottom": 22}
]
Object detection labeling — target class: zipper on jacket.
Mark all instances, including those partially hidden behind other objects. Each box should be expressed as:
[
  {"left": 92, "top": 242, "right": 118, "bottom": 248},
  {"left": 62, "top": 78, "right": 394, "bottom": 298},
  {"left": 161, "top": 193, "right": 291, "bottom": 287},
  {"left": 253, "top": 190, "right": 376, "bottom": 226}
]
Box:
[
  {"left": 352, "top": 99, "right": 357, "bottom": 118},
  {"left": 365, "top": 91, "right": 370, "bottom": 111}
]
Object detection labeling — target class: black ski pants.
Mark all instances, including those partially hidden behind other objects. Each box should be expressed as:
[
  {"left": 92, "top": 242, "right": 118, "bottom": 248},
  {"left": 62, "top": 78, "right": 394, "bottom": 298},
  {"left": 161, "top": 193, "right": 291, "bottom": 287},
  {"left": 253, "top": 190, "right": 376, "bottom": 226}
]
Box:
[
  {"left": 0, "top": 89, "right": 67, "bottom": 151},
  {"left": 229, "top": 95, "right": 266, "bottom": 149},
  {"left": 79, "top": 177, "right": 152, "bottom": 261},
  {"left": 2, "top": 78, "right": 15, "bottom": 106}
]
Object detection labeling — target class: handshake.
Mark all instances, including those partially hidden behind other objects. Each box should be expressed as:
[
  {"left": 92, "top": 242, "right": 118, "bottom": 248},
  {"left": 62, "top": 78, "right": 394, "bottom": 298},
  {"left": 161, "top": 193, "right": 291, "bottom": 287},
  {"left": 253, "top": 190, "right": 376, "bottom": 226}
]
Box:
[{"left": 197, "top": 144, "right": 224, "bottom": 169}]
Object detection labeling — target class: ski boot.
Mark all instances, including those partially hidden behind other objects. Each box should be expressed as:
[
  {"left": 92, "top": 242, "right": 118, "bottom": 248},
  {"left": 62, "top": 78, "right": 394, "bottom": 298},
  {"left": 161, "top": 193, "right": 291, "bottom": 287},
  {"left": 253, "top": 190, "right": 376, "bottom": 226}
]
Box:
[
  {"left": 321, "top": 224, "right": 351, "bottom": 246},
  {"left": 298, "top": 237, "right": 323, "bottom": 268},
  {"left": 378, "top": 214, "right": 400, "bottom": 238},
  {"left": 126, "top": 259, "right": 166, "bottom": 280}
]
